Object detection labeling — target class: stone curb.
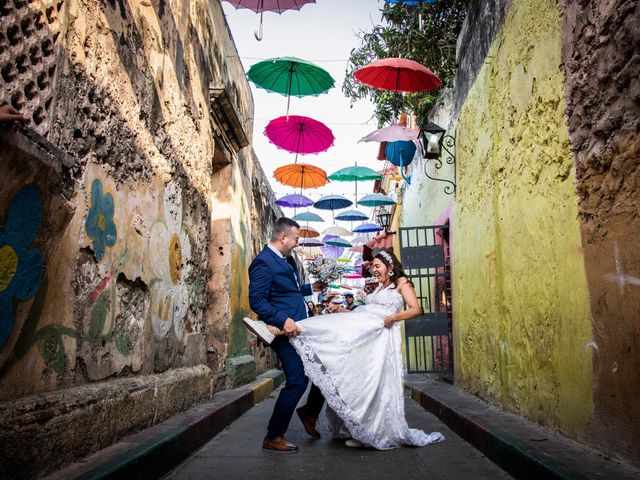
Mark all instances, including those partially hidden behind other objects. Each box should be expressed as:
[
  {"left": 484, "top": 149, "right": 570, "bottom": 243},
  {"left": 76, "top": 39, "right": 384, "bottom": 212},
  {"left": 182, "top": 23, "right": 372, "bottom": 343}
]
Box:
[
  {"left": 45, "top": 369, "right": 284, "bottom": 480},
  {"left": 407, "top": 383, "right": 587, "bottom": 480}
]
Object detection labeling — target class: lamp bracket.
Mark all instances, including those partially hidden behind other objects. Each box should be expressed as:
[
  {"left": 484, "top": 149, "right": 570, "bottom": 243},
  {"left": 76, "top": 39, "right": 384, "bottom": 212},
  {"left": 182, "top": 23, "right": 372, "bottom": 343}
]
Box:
[{"left": 423, "top": 133, "right": 456, "bottom": 195}]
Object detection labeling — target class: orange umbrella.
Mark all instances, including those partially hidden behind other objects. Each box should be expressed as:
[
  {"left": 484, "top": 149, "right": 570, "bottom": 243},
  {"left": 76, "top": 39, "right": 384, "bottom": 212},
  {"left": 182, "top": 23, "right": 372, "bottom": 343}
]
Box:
[
  {"left": 299, "top": 226, "right": 320, "bottom": 238},
  {"left": 273, "top": 163, "right": 329, "bottom": 189}
]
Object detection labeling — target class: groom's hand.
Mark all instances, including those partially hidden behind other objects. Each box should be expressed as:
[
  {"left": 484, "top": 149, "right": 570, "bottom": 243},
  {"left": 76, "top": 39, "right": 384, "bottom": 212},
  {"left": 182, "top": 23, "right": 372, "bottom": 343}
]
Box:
[
  {"left": 311, "top": 281, "right": 326, "bottom": 292},
  {"left": 283, "top": 318, "right": 301, "bottom": 337}
]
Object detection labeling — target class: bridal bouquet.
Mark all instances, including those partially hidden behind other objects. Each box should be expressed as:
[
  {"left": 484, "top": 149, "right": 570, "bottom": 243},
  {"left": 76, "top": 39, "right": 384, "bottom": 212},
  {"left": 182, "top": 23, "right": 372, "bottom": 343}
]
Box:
[{"left": 305, "top": 255, "right": 352, "bottom": 283}]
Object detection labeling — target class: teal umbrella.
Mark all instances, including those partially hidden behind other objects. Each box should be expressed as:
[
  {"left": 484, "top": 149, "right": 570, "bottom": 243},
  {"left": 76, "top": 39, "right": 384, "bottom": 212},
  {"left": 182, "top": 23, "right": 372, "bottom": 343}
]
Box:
[
  {"left": 328, "top": 165, "right": 382, "bottom": 182},
  {"left": 357, "top": 193, "right": 397, "bottom": 207},
  {"left": 293, "top": 211, "right": 324, "bottom": 223},
  {"left": 335, "top": 209, "right": 368, "bottom": 222},
  {"left": 247, "top": 57, "right": 334, "bottom": 116},
  {"left": 328, "top": 164, "right": 383, "bottom": 210},
  {"left": 324, "top": 237, "right": 352, "bottom": 248}
]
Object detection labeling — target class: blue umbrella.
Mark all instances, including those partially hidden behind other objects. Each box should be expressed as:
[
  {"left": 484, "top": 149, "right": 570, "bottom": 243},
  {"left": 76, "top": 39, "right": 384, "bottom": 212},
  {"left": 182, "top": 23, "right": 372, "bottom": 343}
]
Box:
[
  {"left": 293, "top": 211, "right": 324, "bottom": 223},
  {"left": 313, "top": 195, "right": 353, "bottom": 210},
  {"left": 275, "top": 194, "right": 314, "bottom": 208},
  {"left": 353, "top": 223, "right": 384, "bottom": 233},
  {"left": 335, "top": 209, "right": 369, "bottom": 222},
  {"left": 385, "top": 140, "right": 416, "bottom": 167}
]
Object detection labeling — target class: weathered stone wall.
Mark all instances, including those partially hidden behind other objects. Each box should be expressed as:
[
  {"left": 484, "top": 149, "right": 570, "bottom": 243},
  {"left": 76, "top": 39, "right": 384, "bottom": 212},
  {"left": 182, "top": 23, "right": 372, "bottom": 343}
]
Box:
[
  {"left": 452, "top": 0, "right": 593, "bottom": 442},
  {"left": 561, "top": 0, "right": 640, "bottom": 466},
  {"left": 0, "top": 0, "right": 278, "bottom": 475}
]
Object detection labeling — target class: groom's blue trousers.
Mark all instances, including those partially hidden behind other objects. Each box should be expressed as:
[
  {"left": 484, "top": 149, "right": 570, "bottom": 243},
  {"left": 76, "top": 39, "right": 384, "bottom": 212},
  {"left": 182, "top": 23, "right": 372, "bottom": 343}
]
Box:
[{"left": 268, "top": 337, "right": 325, "bottom": 439}]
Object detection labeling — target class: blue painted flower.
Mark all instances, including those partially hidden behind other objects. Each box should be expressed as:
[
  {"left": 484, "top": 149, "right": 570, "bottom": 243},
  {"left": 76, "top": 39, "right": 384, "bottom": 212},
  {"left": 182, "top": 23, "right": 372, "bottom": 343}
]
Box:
[
  {"left": 0, "top": 185, "right": 45, "bottom": 347},
  {"left": 85, "top": 179, "right": 117, "bottom": 261}
]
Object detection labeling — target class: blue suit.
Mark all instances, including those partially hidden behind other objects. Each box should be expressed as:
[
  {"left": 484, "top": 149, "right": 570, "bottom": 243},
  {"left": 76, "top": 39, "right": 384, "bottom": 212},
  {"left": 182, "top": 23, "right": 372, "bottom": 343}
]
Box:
[{"left": 249, "top": 245, "right": 325, "bottom": 438}]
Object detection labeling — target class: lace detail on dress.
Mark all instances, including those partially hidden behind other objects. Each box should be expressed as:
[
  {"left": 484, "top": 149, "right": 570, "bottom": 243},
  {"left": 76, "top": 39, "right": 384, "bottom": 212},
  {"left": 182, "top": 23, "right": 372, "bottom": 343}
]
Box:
[{"left": 290, "top": 287, "right": 445, "bottom": 450}]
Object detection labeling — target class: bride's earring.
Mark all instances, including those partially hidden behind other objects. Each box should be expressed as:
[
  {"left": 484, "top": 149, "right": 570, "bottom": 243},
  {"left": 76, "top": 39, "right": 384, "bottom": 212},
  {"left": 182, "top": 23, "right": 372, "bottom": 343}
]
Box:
[{"left": 389, "top": 270, "right": 394, "bottom": 277}]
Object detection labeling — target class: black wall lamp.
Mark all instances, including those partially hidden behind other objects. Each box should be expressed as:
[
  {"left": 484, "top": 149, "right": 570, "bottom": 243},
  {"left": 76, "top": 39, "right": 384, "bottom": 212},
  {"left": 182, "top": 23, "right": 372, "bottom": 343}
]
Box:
[
  {"left": 377, "top": 206, "right": 391, "bottom": 231},
  {"left": 418, "top": 121, "right": 456, "bottom": 195}
]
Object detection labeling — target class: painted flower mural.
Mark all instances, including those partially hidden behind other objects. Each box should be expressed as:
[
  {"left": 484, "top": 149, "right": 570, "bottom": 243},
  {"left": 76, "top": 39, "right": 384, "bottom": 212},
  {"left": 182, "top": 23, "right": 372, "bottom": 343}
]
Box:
[
  {"left": 148, "top": 182, "right": 191, "bottom": 338},
  {"left": 0, "top": 185, "right": 44, "bottom": 347},
  {"left": 85, "top": 179, "right": 117, "bottom": 261}
]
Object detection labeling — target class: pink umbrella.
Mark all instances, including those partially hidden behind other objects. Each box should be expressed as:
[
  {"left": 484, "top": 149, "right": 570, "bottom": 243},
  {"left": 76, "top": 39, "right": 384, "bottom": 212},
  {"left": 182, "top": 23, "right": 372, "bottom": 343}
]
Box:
[
  {"left": 265, "top": 115, "right": 334, "bottom": 162},
  {"left": 344, "top": 273, "right": 363, "bottom": 279},
  {"left": 223, "top": 1, "right": 316, "bottom": 40}
]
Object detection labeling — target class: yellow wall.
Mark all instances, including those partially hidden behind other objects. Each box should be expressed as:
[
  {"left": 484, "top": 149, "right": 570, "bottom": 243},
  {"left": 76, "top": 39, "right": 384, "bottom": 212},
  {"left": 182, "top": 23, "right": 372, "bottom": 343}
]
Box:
[{"left": 452, "top": 0, "right": 592, "bottom": 434}]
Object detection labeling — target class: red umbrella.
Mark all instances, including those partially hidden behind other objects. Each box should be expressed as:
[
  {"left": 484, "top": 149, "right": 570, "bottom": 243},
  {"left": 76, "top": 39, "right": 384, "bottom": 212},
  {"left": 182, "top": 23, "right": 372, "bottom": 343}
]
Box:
[
  {"left": 354, "top": 57, "right": 442, "bottom": 93},
  {"left": 265, "top": 115, "right": 334, "bottom": 162}
]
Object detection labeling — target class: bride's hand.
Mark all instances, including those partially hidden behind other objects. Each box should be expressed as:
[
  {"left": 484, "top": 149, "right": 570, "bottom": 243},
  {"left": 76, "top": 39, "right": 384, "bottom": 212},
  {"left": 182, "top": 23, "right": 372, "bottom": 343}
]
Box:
[{"left": 384, "top": 315, "right": 397, "bottom": 328}]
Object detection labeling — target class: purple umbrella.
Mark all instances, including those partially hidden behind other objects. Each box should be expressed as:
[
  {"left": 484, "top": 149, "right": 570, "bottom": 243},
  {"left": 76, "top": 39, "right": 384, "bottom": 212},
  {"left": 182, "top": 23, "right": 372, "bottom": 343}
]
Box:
[
  {"left": 321, "top": 235, "right": 344, "bottom": 259},
  {"left": 299, "top": 238, "right": 323, "bottom": 247},
  {"left": 276, "top": 193, "right": 314, "bottom": 208}
]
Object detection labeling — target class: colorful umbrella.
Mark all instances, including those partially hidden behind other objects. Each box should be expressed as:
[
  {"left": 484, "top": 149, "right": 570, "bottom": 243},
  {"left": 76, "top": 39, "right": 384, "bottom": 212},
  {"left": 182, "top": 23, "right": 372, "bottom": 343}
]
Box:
[
  {"left": 325, "top": 237, "right": 353, "bottom": 248},
  {"left": 223, "top": 1, "right": 316, "bottom": 40},
  {"left": 353, "top": 223, "right": 384, "bottom": 233},
  {"left": 351, "top": 234, "right": 370, "bottom": 245},
  {"left": 273, "top": 164, "right": 329, "bottom": 189},
  {"left": 328, "top": 165, "right": 382, "bottom": 182},
  {"left": 292, "top": 211, "right": 324, "bottom": 222},
  {"left": 299, "top": 246, "right": 322, "bottom": 257},
  {"left": 275, "top": 193, "right": 314, "bottom": 208},
  {"left": 354, "top": 57, "right": 441, "bottom": 93},
  {"left": 358, "top": 193, "right": 397, "bottom": 207},
  {"left": 323, "top": 226, "right": 352, "bottom": 237},
  {"left": 385, "top": 0, "right": 437, "bottom": 4},
  {"left": 335, "top": 209, "right": 369, "bottom": 222},
  {"left": 299, "top": 226, "right": 320, "bottom": 238},
  {"left": 344, "top": 273, "right": 363, "bottom": 279},
  {"left": 321, "top": 235, "right": 344, "bottom": 259},
  {"left": 314, "top": 195, "right": 352, "bottom": 210},
  {"left": 385, "top": 140, "right": 417, "bottom": 167},
  {"left": 265, "top": 115, "right": 334, "bottom": 162},
  {"left": 359, "top": 123, "right": 419, "bottom": 143},
  {"left": 299, "top": 238, "right": 323, "bottom": 247}
]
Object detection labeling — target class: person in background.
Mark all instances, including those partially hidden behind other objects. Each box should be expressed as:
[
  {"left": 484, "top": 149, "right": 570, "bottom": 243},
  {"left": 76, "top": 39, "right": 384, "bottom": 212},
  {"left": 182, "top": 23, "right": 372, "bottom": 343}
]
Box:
[
  {"left": 344, "top": 293, "right": 357, "bottom": 311},
  {"left": 306, "top": 300, "right": 316, "bottom": 317}
]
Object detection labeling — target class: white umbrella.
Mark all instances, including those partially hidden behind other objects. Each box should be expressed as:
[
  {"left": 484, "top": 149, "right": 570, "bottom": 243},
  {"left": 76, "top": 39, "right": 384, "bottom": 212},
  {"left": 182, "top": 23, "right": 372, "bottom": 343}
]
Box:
[
  {"left": 323, "top": 226, "right": 352, "bottom": 236},
  {"left": 359, "top": 123, "right": 419, "bottom": 143}
]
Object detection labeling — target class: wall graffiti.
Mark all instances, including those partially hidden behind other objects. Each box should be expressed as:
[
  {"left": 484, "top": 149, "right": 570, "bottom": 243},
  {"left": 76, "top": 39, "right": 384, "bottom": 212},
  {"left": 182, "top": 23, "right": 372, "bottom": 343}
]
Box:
[
  {"left": 0, "top": 185, "right": 45, "bottom": 347},
  {"left": 85, "top": 179, "right": 117, "bottom": 261},
  {"left": 148, "top": 181, "right": 192, "bottom": 338}
]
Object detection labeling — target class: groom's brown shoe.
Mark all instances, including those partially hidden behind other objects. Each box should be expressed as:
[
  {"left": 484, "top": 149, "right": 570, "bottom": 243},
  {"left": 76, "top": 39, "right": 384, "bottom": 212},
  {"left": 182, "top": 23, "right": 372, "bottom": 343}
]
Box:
[
  {"left": 262, "top": 435, "right": 298, "bottom": 454},
  {"left": 297, "top": 406, "right": 321, "bottom": 438}
]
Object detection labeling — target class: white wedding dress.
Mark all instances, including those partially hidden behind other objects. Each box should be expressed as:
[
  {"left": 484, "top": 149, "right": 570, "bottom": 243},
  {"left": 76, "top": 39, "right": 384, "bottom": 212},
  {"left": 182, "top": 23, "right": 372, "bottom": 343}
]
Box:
[{"left": 290, "top": 284, "right": 445, "bottom": 450}]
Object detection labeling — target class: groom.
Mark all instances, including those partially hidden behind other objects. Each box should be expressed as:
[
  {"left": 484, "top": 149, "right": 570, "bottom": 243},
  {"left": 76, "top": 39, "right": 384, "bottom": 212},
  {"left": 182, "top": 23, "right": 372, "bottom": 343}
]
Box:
[{"left": 248, "top": 217, "right": 326, "bottom": 453}]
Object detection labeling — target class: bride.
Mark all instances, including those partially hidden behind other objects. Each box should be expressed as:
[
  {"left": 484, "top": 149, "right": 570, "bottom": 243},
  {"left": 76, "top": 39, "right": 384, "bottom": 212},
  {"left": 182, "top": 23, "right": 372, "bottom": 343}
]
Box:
[{"left": 246, "top": 250, "right": 444, "bottom": 450}]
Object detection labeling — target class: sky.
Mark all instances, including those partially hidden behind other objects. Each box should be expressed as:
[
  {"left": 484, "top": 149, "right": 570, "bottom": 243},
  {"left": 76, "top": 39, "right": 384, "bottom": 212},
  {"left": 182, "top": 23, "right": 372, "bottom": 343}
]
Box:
[{"left": 221, "top": 1, "right": 390, "bottom": 244}]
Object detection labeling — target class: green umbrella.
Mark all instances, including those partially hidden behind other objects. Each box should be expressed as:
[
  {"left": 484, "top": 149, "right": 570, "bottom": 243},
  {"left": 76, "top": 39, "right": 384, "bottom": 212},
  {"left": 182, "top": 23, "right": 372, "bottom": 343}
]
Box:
[
  {"left": 328, "top": 165, "right": 382, "bottom": 182},
  {"left": 328, "top": 164, "right": 383, "bottom": 209},
  {"left": 247, "top": 57, "right": 335, "bottom": 117},
  {"left": 357, "top": 193, "right": 397, "bottom": 207}
]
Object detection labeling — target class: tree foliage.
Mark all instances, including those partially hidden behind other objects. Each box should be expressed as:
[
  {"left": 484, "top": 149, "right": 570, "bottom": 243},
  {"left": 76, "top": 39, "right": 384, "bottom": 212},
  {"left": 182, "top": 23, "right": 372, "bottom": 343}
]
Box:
[{"left": 343, "top": 0, "right": 468, "bottom": 126}]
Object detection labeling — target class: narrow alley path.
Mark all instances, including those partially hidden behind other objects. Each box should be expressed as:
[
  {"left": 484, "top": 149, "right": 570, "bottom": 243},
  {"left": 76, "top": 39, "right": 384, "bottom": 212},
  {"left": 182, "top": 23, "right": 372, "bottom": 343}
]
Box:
[{"left": 164, "top": 388, "right": 512, "bottom": 480}]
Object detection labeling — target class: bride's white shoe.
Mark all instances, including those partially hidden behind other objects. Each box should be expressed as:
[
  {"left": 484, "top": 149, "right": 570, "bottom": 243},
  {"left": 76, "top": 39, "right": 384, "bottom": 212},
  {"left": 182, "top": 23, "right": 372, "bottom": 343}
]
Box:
[
  {"left": 243, "top": 317, "right": 275, "bottom": 344},
  {"left": 344, "top": 439, "right": 364, "bottom": 448}
]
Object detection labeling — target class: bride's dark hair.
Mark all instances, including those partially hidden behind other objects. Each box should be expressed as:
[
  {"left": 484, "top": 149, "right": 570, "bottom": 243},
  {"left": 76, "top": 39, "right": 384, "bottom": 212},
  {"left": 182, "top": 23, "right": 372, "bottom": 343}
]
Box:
[{"left": 374, "top": 250, "right": 412, "bottom": 288}]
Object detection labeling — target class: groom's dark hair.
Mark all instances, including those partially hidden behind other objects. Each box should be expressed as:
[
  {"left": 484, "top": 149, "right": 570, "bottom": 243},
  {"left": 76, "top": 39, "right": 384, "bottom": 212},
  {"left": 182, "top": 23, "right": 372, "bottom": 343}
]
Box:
[{"left": 271, "top": 217, "right": 300, "bottom": 240}]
